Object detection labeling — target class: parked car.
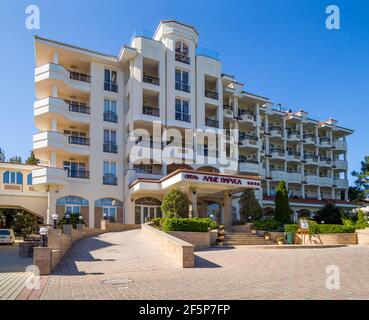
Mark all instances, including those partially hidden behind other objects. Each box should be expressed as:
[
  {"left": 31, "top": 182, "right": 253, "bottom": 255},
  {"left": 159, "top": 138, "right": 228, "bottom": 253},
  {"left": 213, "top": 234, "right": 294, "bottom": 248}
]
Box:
[{"left": 0, "top": 229, "right": 15, "bottom": 245}]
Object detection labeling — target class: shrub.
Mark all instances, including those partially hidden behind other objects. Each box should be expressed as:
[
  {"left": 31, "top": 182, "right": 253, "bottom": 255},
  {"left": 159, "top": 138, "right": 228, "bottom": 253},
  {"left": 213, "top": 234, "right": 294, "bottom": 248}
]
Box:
[
  {"left": 239, "top": 189, "right": 262, "bottom": 221},
  {"left": 151, "top": 217, "right": 163, "bottom": 228},
  {"left": 284, "top": 224, "right": 355, "bottom": 234},
  {"left": 161, "top": 218, "right": 209, "bottom": 232},
  {"left": 58, "top": 214, "right": 86, "bottom": 228},
  {"left": 253, "top": 219, "right": 283, "bottom": 231},
  {"left": 274, "top": 181, "right": 292, "bottom": 223},
  {"left": 355, "top": 209, "right": 368, "bottom": 229},
  {"left": 314, "top": 203, "right": 342, "bottom": 224},
  {"left": 284, "top": 224, "right": 298, "bottom": 233},
  {"left": 192, "top": 217, "right": 218, "bottom": 230},
  {"left": 161, "top": 189, "right": 191, "bottom": 218}
]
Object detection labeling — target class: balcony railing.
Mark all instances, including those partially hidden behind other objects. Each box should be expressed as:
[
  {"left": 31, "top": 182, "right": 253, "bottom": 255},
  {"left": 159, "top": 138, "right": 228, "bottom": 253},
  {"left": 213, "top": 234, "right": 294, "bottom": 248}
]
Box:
[
  {"left": 319, "top": 156, "right": 332, "bottom": 162},
  {"left": 67, "top": 169, "right": 90, "bottom": 179},
  {"left": 239, "top": 158, "right": 259, "bottom": 164},
  {"left": 103, "top": 174, "right": 117, "bottom": 185},
  {"left": 287, "top": 151, "right": 301, "bottom": 157},
  {"left": 303, "top": 134, "right": 316, "bottom": 140},
  {"left": 143, "top": 74, "right": 159, "bottom": 85},
  {"left": 104, "top": 82, "right": 118, "bottom": 93},
  {"left": 175, "top": 52, "right": 190, "bottom": 64},
  {"left": 103, "top": 143, "right": 118, "bottom": 153},
  {"left": 205, "top": 90, "right": 218, "bottom": 100},
  {"left": 304, "top": 154, "right": 318, "bottom": 161},
  {"left": 103, "top": 111, "right": 118, "bottom": 123},
  {"left": 175, "top": 112, "right": 191, "bottom": 122},
  {"left": 205, "top": 118, "right": 219, "bottom": 128},
  {"left": 287, "top": 131, "right": 300, "bottom": 139},
  {"left": 239, "top": 134, "right": 258, "bottom": 141},
  {"left": 69, "top": 71, "right": 91, "bottom": 83},
  {"left": 68, "top": 136, "right": 90, "bottom": 146},
  {"left": 67, "top": 101, "right": 90, "bottom": 114},
  {"left": 270, "top": 148, "right": 285, "bottom": 157},
  {"left": 143, "top": 106, "right": 160, "bottom": 117},
  {"left": 175, "top": 81, "right": 190, "bottom": 93}
]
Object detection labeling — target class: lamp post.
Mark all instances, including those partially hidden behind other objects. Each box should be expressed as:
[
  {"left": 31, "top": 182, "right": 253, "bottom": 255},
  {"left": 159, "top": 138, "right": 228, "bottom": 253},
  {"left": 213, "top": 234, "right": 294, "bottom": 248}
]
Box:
[
  {"left": 39, "top": 227, "right": 48, "bottom": 247},
  {"left": 51, "top": 214, "right": 58, "bottom": 229},
  {"left": 321, "top": 220, "right": 325, "bottom": 224},
  {"left": 103, "top": 213, "right": 107, "bottom": 220},
  {"left": 65, "top": 213, "right": 70, "bottom": 225},
  {"left": 78, "top": 215, "right": 83, "bottom": 223}
]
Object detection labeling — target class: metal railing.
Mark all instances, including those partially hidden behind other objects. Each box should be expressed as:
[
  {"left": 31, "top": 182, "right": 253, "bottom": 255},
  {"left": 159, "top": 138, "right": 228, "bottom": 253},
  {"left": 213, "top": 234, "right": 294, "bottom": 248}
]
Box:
[
  {"left": 205, "top": 118, "right": 219, "bottom": 128},
  {"left": 69, "top": 71, "right": 91, "bottom": 83},
  {"left": 103, "top": 174, "right": 117, "bottom": 185},
  {"left": 67, "top": 101, "right": 90, "bottom": 114},
  {"left": 103, "top": 111, "right": 118, "bottom": 123},
  {"left": 68, "top": 136, "right": 90, "bottom": 146},
  {"left": 239, "top": 134, "right": 258, "bottom": 141},
  {"left": 67, "top": 169, "right": 90, "bottom": 179},
  {"left": 239, "top": 158, "right": 259, "bottom": 164},
  {"left": 175, "top": 52, "right": 190, "bottom": 64},
  {"left": 143, "top": 74, "right": 159, "bottom": 85},
  {"left": 319, "top": 156, "right": 332, "bottom": 162},
  {"left": 205, "top": 90, "right": 219, "bottom": 100},
  {"left": 175, "top": 81, "right": 190, "bottom": 93},
  {"left": 143, "top": 106, "right": 160, "bottom": 117},
  {"left": 104, "top": 82, "right": 118, "bottom": 92},
  {"left": 304, "top": 154, "right": 318, "bottom": 161},
  {"left": 175, "top": 112, "right": 191, "bottom": 122},
  {"left": 103, "top": 143, "right": 118, "bottom": 153}
]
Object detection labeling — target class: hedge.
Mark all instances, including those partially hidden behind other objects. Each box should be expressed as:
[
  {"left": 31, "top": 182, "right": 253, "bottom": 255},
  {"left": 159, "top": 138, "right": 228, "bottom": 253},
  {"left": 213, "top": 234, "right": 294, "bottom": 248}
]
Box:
[
  {"left": 151, "top": 217, "right": 216, "bottom": 232},
  {"left": 253, "top": 219, "right": 283, "bottom": 231},
  {"left": 284, "top": 224, "right": 356, "bottom": 234}
]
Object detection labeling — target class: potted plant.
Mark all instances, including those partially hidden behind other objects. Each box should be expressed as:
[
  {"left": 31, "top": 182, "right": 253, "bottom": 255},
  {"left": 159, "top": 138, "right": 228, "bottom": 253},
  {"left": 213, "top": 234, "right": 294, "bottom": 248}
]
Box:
[
  {"left": 264, "top": 232, "right": 271, "bottom": 240},
  {"left": 216, "top": 235, "right": 225, "bottom": 246},
  {"left": 251, "top": 228, "right": 257, "bottom": 234},
  {"left": 277, "top": 237, "right": 284, "bottom": 245}
]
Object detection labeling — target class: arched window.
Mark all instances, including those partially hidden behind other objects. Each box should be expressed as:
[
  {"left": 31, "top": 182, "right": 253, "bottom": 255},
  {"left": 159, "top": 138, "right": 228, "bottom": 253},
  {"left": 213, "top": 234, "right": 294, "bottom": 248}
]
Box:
[
  {"left": 27, "top": 173, "right": 32, "bottom": 185},
  {"left": 175, "top": 41, "right": 190, "bottom": 64},
  {"left": 135, "top": 197, "right": 162, "bottom": 224},
  {"left": 3, "top": 171, "right": 23, "bottom": 184},
  {"left": 56, "top": 196, "right": 89, "bottom": 215},
  {"left": 197, "top": 166, "right": 220, "bottom": 173},
  {"left": 95, "top": 198, "right": 123, "bottom": 222}
]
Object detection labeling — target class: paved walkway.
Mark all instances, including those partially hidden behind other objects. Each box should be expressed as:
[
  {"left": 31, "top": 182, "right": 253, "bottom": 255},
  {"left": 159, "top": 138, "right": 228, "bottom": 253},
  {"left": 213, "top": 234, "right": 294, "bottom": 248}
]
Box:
[{"left": 16, "top": 230, "right": 369, "bottom": 299}]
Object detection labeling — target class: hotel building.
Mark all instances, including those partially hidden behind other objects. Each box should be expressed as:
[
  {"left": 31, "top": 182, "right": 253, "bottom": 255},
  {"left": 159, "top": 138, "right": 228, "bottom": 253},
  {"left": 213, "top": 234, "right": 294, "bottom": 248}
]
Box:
[{"left": 0, "top": 20, "right": 355, "bottom": 228}]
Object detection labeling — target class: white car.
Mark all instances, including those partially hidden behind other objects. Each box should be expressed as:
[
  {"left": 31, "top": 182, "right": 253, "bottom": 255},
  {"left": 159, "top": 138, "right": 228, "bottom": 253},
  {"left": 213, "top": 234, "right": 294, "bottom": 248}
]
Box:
[{"left": 0, "top": 229, "right": 15, "bottom": 245}]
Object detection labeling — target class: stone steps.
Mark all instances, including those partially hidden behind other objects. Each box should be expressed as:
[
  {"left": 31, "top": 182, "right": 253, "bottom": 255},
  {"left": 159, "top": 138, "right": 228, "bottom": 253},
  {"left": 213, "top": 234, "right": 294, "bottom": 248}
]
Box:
[{"left": 224, "top": 232, "right": 274, "bottom": 246}]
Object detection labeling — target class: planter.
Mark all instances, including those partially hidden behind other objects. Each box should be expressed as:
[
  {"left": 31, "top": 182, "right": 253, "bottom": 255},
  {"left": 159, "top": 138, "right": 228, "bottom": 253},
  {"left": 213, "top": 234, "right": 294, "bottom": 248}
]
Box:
[
  {"left": 251, "top": 229, "right": 257, "bottom": 234},
  {"left": 265, "top": 235, "right": 271, "bottom": 240},
  {"left": 277, "top": 240, "right": 284, "bottom": 245}
]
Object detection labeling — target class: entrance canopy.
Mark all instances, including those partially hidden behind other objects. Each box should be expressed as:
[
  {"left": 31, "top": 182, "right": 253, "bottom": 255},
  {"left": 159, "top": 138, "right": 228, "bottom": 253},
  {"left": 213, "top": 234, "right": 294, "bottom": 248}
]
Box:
[{"left": 128, "top": 169, "right": 261, "bottom": 197}]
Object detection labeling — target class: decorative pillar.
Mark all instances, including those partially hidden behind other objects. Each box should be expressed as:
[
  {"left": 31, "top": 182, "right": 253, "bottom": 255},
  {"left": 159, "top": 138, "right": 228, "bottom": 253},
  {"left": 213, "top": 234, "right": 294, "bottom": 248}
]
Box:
[
  {"left": 190, "top": 188, "right": 198, "bottom": 218},
  {"left": 223, "top": 191, "right": 232, "bottom": 230}
]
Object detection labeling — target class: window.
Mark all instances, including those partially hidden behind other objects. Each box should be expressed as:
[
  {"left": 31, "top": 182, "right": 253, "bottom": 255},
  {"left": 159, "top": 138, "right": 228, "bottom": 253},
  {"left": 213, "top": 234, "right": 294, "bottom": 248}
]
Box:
[
  {"left": 175, "top": 41, "right": 190, "bottom": 64},
  {"left": 175, "top": 69, "right": 190, "bottom": 92},
  {"left": 175, "top": 99, "right": 190, "bottom": 122},
  {"left": 103, "top": 129, "right": 117, "bottom": 153},
  {"left": 104, "top": 99, "right": 118, "bottom": 123},
  {"left": 27, "top": 173, "right": 32, "bottom": 185},
  {"left": 64, "top": 130, "right": 89, "bottom": 146},
  {"left": 104, "top": 69, "right": 118, "bottom": 92},
  {"left": 103, "top": 161, "right": 117, "bottom": 185},
  {"left": 3, "top": 171, "right": 22, "bottom": 185},
  {"left": 63, "top": 161, "right": 88, "bottom": 179},
  {"left": 65, "top": 205, "right": 81, "bottom": 215}
]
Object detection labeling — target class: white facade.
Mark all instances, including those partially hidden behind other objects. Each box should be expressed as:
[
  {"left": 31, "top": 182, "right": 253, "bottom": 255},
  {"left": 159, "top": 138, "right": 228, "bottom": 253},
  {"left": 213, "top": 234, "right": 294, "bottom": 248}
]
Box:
[{"left": 31, "top": 20, "right": 354, "bottom": 227}]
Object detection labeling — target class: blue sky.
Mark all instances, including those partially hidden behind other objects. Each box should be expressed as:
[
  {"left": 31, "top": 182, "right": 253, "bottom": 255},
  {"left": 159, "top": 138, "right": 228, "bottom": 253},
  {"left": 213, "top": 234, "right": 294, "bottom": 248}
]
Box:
[{"left": 0, "top": 0, "right": 368, "bottom": 184}]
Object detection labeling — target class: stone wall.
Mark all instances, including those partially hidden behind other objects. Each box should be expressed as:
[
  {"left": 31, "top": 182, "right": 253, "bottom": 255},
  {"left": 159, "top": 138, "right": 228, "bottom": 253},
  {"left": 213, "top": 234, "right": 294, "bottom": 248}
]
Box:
[
  {"left": 294, "top": 233, "right": 357, "bottom": 245},
  {"left": 100, "top": 220, "right": 141, "bottom": 232},
  {"left": 168, "top": 231, "right": 210, "bottom": 250},
  {"left": 141, "top": 223, "right": 194, "bottom": 268},
  {"left": 356, "top": 228, "right": 369, "bottom": 245}
]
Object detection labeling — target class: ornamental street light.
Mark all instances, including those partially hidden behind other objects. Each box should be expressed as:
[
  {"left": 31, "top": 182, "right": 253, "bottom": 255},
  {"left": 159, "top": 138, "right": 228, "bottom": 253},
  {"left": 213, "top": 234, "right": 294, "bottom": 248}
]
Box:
[
  {"left": 39, "top": 227, "right": 48, "bottom": 247},
  {"left": 78, "top": 215, "right": 83, "bottom": 223},
  {"left": 51, "top": 213, "right": 58, "bottom": 229}
]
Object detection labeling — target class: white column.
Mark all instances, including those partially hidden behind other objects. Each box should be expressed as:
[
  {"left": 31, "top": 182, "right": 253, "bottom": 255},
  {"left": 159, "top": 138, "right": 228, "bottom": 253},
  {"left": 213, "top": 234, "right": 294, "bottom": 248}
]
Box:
[
  {"left": 301, "top": 184, "right": 305, "bottom": 199},
  {"left": 51, "top": 85, "right": 58, "bottom": 98},
  {"left": 51, "top": 118, "right": 58, "bottom": 131},
  {"left": 264, "top": 114, "right": 269, "bottom": 133},
  {"left": 50, "top": 152, "right": 57, "bottom": 167},
  {"left": 89, "top": 201, "right": 95, "bottom": 228},
  {"left": 53, "top": 52, "right": 59, "bottom": 64}
]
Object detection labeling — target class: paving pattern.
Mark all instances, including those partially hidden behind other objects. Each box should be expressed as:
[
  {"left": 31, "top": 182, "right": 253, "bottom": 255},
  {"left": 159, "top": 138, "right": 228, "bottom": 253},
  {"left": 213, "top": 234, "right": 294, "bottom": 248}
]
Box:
[{"left": 14, "top": 230, "right": 369, "bottom": 300}]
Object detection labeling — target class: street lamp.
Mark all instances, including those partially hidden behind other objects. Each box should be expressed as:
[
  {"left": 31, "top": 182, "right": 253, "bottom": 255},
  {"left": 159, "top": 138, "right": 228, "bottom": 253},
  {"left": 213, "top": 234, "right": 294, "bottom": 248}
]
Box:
[
  {"left": 65, "top": 213, "right": 71, "bottom": 224},
  {"left": 103, "top": 213, "right": 107, "bottom": 220},
  {"left": 51, "top": 214, "right": 58, "bottom": 229},
  {"left": 39, "top": 227, "right": 48, "bottom": 247},
  {"left": 321, "top": 220, "right": 325, "bottom": 224},
  {"left": 248, "top": 216, "right": 252, "bottom": 221},
  {"left": 78, "top": 215, "right": 83, "bottom": 223}
]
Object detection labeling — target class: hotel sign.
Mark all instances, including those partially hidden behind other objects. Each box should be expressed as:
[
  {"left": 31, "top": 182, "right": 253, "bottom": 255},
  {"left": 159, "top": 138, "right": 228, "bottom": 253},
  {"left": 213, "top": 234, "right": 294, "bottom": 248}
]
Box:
[{"left": 183, "top": 173, "right": 260, "bottom": 188}]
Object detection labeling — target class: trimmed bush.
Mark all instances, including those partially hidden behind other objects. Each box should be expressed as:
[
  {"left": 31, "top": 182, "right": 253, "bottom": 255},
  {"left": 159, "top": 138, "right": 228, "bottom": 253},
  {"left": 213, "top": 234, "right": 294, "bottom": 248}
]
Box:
[
  {"left": 161, "top": 189, "right": 191, "bottom": 218},
  {"left": 274, "top": 181, "right": 292, "bottom": 223},
  {"left": 161, "top": 218, "right": 209, "bottom": 232},
  {"left": 253, "top": 219, "right": 283, "bottom": 231},
  {"left": 284, "top": 224, "right": 356, "bottom": 234}
]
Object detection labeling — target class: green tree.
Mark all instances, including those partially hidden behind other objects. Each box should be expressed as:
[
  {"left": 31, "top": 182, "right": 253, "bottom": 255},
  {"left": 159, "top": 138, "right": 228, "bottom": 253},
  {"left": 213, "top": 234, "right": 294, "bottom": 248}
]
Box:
[
  {"left": 350, "top": 156, "right": 369, "bottom": 201},
  {"left": 0, "top": 148, "right": 4, "bottom": 162},
  {"left": 25, "top": 151, "right": 39, "bottom": 165},
  {"left": 239, "top": 189, "right": 262, "bottom": 221},
  {"left": 355, "top": 209, "right": 368, "bottom": 229},
  {"left": 314, "top": 203, "right": 342, "bottom": 224},
  {"left": 274, "top": 180, "right": 292, "bottom": 223},
  {"left": 8, "top": 156, "right": 22, "bottom": 164},
  {"left": 161, "top": 189, "right": 191, "bottom": 218}
]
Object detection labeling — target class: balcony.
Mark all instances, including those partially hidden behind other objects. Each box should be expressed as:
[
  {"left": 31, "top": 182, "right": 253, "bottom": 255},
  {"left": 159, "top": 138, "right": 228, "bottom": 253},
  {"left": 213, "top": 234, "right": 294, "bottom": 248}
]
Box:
[
  {"left": 103, "top": 143, "right": 118, "bottom": 154},
  {"left": 205, "top": 90, "right": 218, "bottom": 100},
  {"left": 269, "top": 126, "right": 283, "bottom": 137},
  {"left": 334, "top": 179, "right": 348, "bottom": 188},
  {"left": 287, "top": 131, "right": 300, "bottom": 141},
  {"left": 175, "top": 81, "right": 190, "bottom": 93},
  {"left": 319, "top": 137, "right": 331, "bottom": 148},
  {"left": 333, "top": 140, "right": 347, "bottom": 151},
  {"left": 143, "top": 75, "right": 159, "bottom": 86},
  {"left": 32, "top": 167, "right": 68, "bottom": 186},
  {"left": 286, "top": 172, "right": 302, "bottom": 183},
  {"left": 205, "top": 118, "right": 219, "bottom": 128},
  {"left": 239, "top": 135, "right": 258, "bottom": 148},
  {"left": 143, "top": 105, "right": 160, "bottom": 117},
  {"left": 175, "top": 52, "right": 190, "bottom": 64},
  {"left": 163, "top": 145, "right": 193, "bottom": 162},
  {"left": 33, "top": 131, "right": 90, "bottom": 157},
  {"left": 175, "top": 112, "right": 191, "bottom": 122},
  {"left": 270, "top": 148, "right": 285, "bottom": 159},
  {"left": 319, "top": 156, "right": 332, "bottom": 167},
  {"left": 303, "top": 134, "right": 316, "bottom": 145},
  {"left": 271, "top": 170, "right": 287, "bottom": 181},
  {"left": 67, "top": 169, "right": 90, "bottom": 179},
  {"left": 104, "top": 82, "right": 118, "bottom": 93},
  {"left": 239, "top": 159, "right": 260, "bottom": 174},
  {"left": 223, "top": 105, "right": 234, "bottom": 118},
  {"left": 103, "top": 174, "right": 118, "bottom": 186},
  {"left": 304, "top": 175, "right": 320, "bottom": 185},
  {"left": 303, "top": 154, "right": 318, "bottom": 165},
  {"left": 34, "top": 97, "right": 90, "bottom": 130},
  {"left": 238, "top": 110, "right": 255, "bottom": 124},
  {"left": 35, "top": 63, "right": 91, "bottom": 94},
  {"left": 103, "top": 111, "right": 118, "bottom": 123},
  {"left": 286, "top": 151, "right": 301, "bottom": 162},
  {"left": 333, "top": 159, "right": 348, "bottom": 170},
  {"left": 320, "top": 176, "right": 333, "bottom": 186}
]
